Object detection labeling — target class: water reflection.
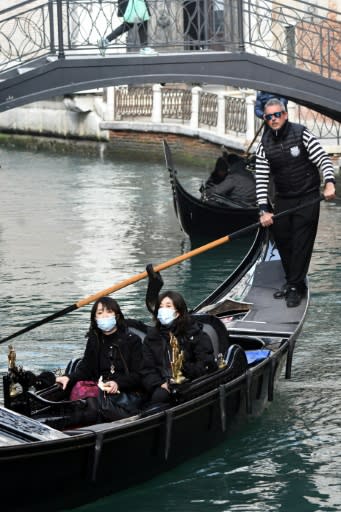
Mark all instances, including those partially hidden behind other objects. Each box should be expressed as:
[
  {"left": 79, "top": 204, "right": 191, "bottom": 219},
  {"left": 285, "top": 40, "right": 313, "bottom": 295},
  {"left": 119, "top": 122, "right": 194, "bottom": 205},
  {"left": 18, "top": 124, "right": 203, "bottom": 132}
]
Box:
[{"left": 0, "top": 147, "right": 251, "bottom": 371}]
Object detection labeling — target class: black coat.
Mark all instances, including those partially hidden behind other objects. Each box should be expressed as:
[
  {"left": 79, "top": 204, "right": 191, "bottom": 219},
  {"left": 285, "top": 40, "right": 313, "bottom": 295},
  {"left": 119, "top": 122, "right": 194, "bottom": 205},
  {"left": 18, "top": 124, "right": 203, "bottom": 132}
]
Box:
[
  {"left": 140, "top": 318, "right": 217, "bottom": 393},
  {"left": 67, "top": 327, "right": 143, "bottom": 392},
  {"left": 207, "top": 160, "right": 256, "bottom": 206}
]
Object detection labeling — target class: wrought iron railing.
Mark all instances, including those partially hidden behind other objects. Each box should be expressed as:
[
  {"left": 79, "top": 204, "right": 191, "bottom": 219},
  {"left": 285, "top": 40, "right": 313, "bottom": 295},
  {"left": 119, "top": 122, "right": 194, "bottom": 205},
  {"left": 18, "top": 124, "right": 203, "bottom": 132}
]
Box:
[
  {"left": 199, "top": 92, "right": 218, "bottom": 127},
  {"left": 225, "top": 96, "right": 246, "bottom": 133},
  {"left": 112, "top": 86, "right": 341, "bottom": 144},
  {"left": 114, "top": 86, "right": 152, "bottom": 118},
  {"left": 162, "top": 88, "right": 191, "bottom": 122},
  {"left": 1, "top": 0, "right": 341, "bottom": 81}
]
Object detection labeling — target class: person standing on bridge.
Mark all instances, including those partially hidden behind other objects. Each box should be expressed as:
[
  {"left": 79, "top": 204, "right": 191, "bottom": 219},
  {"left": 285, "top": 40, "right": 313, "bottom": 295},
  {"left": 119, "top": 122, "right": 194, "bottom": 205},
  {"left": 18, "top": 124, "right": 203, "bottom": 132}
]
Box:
[
  {"left": 255, "top": 90, "right": 288, "bottom": 119},
  {"left": 256, "top": 98, "right": 336, "bottom": 308},
  {"left": 98, "top": 0, "right": 155, "bottom": 55}
]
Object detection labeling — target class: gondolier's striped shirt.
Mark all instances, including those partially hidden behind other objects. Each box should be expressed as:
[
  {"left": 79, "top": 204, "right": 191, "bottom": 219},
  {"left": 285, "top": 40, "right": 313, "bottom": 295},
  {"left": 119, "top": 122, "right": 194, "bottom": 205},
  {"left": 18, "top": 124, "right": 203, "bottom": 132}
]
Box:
[{"left": 256, "top": 127, "right": 335, "bottom": 207}]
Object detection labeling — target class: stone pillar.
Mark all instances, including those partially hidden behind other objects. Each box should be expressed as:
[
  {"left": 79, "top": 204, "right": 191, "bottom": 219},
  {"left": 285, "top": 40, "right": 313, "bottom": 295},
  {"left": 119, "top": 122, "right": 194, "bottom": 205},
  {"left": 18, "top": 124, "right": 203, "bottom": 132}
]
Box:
[
  {"left": 105, "top": 87, "right": 114, "bottom": 121},
  {"left": 217, "top": 93, "right": 225, "bottom": 135},
  {"left": 191, "top": 86, "right": 202, "bottom": 130},
  {"left": 152, "top": 83, "right": 162, "bottom": 123},
  {"left": 246, "top": 94, "right": 256, "bottom": 142},
  {"left": 287, "top": 100, "right": 296, "bottom": 123}
]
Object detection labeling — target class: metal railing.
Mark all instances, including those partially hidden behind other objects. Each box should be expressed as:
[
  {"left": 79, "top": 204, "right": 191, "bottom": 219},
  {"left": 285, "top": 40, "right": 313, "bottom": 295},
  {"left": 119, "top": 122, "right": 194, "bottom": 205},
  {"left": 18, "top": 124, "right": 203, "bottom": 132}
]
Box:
[
  {"left": 225, "top": 96, "right": 246, "bottom": 133},
  {"left": 112, "top": 86, "right": 341, "bottom": 144},
  {"left": 1, "top": 0, "right": 341, "bottom": 80},
  {"left": 114, "top": 86, "right": 153, "bottom": 118},
  {"left": 199, "top": 92, "right": 218, "bottom": 127},
  {"left": 162, "top": 88, "right": 191, "bottom": 122}
]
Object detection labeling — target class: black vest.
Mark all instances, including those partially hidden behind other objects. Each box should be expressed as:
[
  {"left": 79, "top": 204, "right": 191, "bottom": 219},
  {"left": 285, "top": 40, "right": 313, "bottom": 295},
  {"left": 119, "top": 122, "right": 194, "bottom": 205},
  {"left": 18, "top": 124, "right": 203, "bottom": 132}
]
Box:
[{"left": 261, "top": 122, "right": 321, "bottom": 197}]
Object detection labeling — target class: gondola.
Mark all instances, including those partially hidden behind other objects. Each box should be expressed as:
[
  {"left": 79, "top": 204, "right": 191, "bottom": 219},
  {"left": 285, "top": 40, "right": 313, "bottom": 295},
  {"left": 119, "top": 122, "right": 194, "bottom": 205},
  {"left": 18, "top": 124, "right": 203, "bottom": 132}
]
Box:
[
  {"left": 163, "top": 140, "right": 259, "bottom": 238},
  {"left": 0, "top": 227, "right": 308, "bottom": 512}
]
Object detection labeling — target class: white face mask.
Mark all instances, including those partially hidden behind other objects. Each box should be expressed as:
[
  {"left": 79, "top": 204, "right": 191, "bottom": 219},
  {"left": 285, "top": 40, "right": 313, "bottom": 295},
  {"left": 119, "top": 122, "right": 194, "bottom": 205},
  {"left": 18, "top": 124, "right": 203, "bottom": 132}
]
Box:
[
  {"left": 96, "top": 316, "right": 117, "bottom": 332},
  {"left": 157, "top": 307, "right": 177, "bottom": 326}
]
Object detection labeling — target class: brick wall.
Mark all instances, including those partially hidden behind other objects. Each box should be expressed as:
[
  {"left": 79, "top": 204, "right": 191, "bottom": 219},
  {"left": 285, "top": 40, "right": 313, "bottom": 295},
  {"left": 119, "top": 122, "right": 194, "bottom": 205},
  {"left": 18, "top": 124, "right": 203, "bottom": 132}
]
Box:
[{"left": 107, "top": 130, "right": 234, "bottom": 167}]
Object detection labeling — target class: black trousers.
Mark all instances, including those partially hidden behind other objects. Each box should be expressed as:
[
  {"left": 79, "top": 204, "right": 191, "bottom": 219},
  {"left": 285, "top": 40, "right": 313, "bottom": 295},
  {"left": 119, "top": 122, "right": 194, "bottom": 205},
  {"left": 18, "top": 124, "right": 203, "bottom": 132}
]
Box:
[
  {"left": 150, "top": 386, "right": 170, "bottom": 404},
  {"left": 106, "top": 21, "right": 148, "bottom": 46},
  {"left": 272, "top": 191, "right": 320, "bottom": 289}
]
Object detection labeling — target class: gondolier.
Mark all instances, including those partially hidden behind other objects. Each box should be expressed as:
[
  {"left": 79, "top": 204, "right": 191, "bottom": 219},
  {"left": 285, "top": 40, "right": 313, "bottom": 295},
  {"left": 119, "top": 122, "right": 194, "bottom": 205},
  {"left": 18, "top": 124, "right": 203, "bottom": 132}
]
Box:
[{"left": 256, "top": 98, "right": 336, "bottom": 308}]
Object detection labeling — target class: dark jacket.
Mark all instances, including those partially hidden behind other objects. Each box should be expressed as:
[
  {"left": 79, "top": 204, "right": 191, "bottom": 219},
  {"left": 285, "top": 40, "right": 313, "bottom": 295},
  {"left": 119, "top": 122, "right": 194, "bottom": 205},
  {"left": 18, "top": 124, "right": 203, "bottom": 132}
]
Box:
[
  {"left": 261, "top": 121, "right": 321, "bottom": 197},
  {"left": 67, "top": 327, "right": 143, "bottom": 392},
  {"left": 207, "top": 160, "right": 256, "bottom": 206},
  {"left": 140, "top": 317, "right": 217, "bottom": 393},
  {"left": 255, "top": 91, "right": 288, "bottom": 119}
]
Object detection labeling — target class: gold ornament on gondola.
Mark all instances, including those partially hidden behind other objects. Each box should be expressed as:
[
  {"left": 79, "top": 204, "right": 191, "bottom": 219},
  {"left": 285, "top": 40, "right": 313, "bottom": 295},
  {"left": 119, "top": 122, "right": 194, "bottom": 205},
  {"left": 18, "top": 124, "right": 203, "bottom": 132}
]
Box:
[
  {"left": 7, "top": 345, "right": 20, "bottom": 397},
  {"left": 216, "top": 352, "right": 227, "bottom": 369},
  {"left": 169, "top": 334, "right": 186, "bottom": 384},
  {"left": 8, "top": 344, "right": 16, "bottom": 369}
]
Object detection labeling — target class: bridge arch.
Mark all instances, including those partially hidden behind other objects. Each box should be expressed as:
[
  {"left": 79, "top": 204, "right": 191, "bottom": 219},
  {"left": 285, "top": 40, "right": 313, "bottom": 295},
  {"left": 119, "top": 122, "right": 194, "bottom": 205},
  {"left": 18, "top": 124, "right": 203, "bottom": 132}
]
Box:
[{"left": 1, "top": 52, "right": 341, "bottom": 122}]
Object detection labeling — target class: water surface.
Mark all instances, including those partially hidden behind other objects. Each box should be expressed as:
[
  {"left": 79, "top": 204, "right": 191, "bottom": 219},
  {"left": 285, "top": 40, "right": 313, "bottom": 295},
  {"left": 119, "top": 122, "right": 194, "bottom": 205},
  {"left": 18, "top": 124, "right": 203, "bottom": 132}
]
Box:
[{"left": 0, "top": 145, "right": 340, "bottom": 512}]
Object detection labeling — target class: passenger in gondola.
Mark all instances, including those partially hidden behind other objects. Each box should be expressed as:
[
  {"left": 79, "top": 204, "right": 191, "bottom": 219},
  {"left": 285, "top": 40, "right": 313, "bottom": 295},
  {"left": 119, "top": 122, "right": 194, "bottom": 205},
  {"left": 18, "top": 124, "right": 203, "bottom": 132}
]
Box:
[
  {"left": 140, "top": 289, "right": 218, "bottom": 406},
  {"left": 200, "top": 152, "right": 229, "bottom": 198},
  {"left": 205, "top": 153, "right": 257, "bottom": 207},
  {"left": 55, "top": 296, "right": 144, "bottom": 427}
]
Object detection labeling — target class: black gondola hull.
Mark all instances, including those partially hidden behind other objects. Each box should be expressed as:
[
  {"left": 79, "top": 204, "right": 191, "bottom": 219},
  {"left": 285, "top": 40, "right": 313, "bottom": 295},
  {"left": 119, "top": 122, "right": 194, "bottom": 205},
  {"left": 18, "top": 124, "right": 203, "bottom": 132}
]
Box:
[
  {"left": 1, "top": 355, "right": 283, "bottom": 511},
  {"left": 163, "top": 140, "right": 258, "bottom": 238},
  {"left": 1, "top": 230, "right": 307, "bottom": 511}
]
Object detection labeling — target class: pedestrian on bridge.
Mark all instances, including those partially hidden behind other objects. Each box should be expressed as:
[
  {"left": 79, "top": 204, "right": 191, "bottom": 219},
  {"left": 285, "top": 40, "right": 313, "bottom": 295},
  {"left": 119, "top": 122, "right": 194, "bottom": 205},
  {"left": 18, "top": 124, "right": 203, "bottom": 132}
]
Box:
[
  {"left": 98, "top": 0, "right": 155, "bottom": 55},
  {"left": 256, "top": 98, "right": 336, "bottom": 308},
  {"left": 255, "top": 91, "right": 288, "bottom": 119}
]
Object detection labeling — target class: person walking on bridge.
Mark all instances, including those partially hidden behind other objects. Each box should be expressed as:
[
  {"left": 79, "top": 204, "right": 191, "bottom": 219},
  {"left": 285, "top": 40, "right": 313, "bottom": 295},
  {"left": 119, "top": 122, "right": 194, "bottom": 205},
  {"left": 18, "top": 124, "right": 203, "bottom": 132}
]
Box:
[
  {"left": 255, "top": 90, "right": 288, "bottom": 119},
  {"left": 98, "top": 0, "right": 155, "bottom": 55},
  {"left": 256, "top": 98, "right": 336, "bottom": 308}
]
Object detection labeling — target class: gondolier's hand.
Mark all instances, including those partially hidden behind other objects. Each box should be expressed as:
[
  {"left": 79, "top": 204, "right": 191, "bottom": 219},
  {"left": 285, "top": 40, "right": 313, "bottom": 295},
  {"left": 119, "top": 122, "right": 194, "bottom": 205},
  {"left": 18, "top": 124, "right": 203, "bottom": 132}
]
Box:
[
  {"left": 259, "top": 211, "right": 274, "bottom": 227},
  {"left": 56, "top": 375, "right": 70, "bottom": 390},
  {"left": 323, "top": 182, "right": 336, "bottom": 201}
]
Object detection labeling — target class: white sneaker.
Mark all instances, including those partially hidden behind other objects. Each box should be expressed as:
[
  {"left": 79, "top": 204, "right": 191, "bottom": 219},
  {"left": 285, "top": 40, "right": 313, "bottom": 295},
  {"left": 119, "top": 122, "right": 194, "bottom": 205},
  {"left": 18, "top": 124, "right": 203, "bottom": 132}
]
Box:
[
  {"left": 98, "top": 37, "right": 109, "bottom": 56},
  {"left": 139, "top": 47, "right": 158, "bottom": 56}
]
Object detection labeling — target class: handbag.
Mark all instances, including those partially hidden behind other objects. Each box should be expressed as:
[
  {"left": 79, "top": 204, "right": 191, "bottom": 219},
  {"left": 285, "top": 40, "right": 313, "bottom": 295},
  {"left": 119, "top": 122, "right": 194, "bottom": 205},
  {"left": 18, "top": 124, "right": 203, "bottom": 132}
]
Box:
[
  {"left": 123, "top": 0, "right": 150, "bottom": 24},
  {"left": 70, "top": 380, "right": 99, "bottom": 401},
  {"left": 98, "top": 389, "right": 143, "bottom": 421}
]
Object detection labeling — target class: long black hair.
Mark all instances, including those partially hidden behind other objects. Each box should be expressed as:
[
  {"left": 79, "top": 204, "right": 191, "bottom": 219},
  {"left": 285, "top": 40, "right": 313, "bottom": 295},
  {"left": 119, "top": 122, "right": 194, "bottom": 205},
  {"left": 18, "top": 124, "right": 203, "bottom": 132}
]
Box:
[
  {"left": 87, "top": 296, "right": 126, "bottom": 337},
  {"left": 155, "top": 290, "right": 191, "bottom": 334}
]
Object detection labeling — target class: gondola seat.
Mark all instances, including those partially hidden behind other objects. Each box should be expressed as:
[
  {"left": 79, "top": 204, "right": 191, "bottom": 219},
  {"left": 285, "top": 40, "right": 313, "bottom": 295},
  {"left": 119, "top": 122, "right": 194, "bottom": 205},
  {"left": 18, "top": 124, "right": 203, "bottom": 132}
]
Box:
[
  {"left": 17, "top": 315, "right": 231, "bottom": 425},
  {"left": 170, "top": 344, "right": 248, "bottom": 403},
  {"left": 192, "top": 313, "right": 231, "bottom": 357}
]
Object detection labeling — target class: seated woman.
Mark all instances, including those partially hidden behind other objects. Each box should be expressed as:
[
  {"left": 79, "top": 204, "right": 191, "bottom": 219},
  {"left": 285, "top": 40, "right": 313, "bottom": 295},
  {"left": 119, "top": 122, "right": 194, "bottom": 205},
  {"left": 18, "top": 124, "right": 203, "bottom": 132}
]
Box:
[
  {"left": 140, "top": 290, "right": 218, "bottom": 405},
  {"left": 56, "top": 296, "right": 143, "bottom": 426}
]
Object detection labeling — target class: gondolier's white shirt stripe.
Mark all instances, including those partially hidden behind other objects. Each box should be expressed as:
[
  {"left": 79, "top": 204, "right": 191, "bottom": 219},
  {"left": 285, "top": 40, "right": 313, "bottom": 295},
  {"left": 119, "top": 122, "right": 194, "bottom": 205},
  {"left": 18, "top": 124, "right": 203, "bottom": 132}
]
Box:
[{"left": 256, "top": 128, "right": 335, "bottom": 206}]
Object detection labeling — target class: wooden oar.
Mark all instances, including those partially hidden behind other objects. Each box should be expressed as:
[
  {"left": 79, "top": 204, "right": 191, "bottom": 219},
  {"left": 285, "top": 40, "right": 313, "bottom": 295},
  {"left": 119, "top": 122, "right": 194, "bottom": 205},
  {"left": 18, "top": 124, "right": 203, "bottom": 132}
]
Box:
[{"left": 0, "top": 195, "right": 324, "bottom": 344}]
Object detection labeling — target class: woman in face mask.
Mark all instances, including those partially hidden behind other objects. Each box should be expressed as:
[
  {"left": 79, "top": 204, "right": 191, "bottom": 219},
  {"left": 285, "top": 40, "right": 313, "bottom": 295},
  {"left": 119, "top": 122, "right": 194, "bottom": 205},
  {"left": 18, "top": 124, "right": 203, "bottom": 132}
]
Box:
[
  {"left": 55, "top": 296, "right": 143, "bottom": 423},
  {"left": 140, "top": 291, "right": 217, "bottom": 405}
]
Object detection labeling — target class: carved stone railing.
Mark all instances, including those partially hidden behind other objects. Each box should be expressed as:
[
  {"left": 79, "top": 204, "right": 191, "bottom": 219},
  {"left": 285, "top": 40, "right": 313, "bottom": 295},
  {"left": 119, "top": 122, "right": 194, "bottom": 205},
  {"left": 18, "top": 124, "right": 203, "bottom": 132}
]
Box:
[{"left": 112, "top": 85, "right": 341, "bottom": 145}]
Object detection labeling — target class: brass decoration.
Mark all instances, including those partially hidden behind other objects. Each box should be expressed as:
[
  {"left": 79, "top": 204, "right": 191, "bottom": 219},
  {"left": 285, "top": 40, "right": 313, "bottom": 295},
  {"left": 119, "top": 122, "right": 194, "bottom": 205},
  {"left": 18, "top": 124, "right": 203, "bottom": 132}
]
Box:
[
  {"left": 216, "top": 352, "right": 227, "bottom": 369},
  {"left": 169, "top": 334, "right": 186, "bottom": 384},
  {"left": 7, "top": 345, "right": 20, "bottom": 397},
  {"left": 8, "top": 344, "right": 16, "bottom": 369}
]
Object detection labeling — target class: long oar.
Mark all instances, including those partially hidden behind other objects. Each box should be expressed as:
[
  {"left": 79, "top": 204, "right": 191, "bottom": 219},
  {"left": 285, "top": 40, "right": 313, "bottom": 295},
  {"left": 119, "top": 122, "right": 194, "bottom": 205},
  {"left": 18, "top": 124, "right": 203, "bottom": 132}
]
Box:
[{"left": 0, "top": 195, "right": 324, "bottom": 344}]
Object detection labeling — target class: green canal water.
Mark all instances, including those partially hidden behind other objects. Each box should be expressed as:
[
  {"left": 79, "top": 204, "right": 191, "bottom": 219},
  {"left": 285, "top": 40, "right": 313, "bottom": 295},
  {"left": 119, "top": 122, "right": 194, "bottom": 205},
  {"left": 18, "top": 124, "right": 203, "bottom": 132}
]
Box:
[{"left": 0, "top": 145, "right": 340, "bottom": 512}]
